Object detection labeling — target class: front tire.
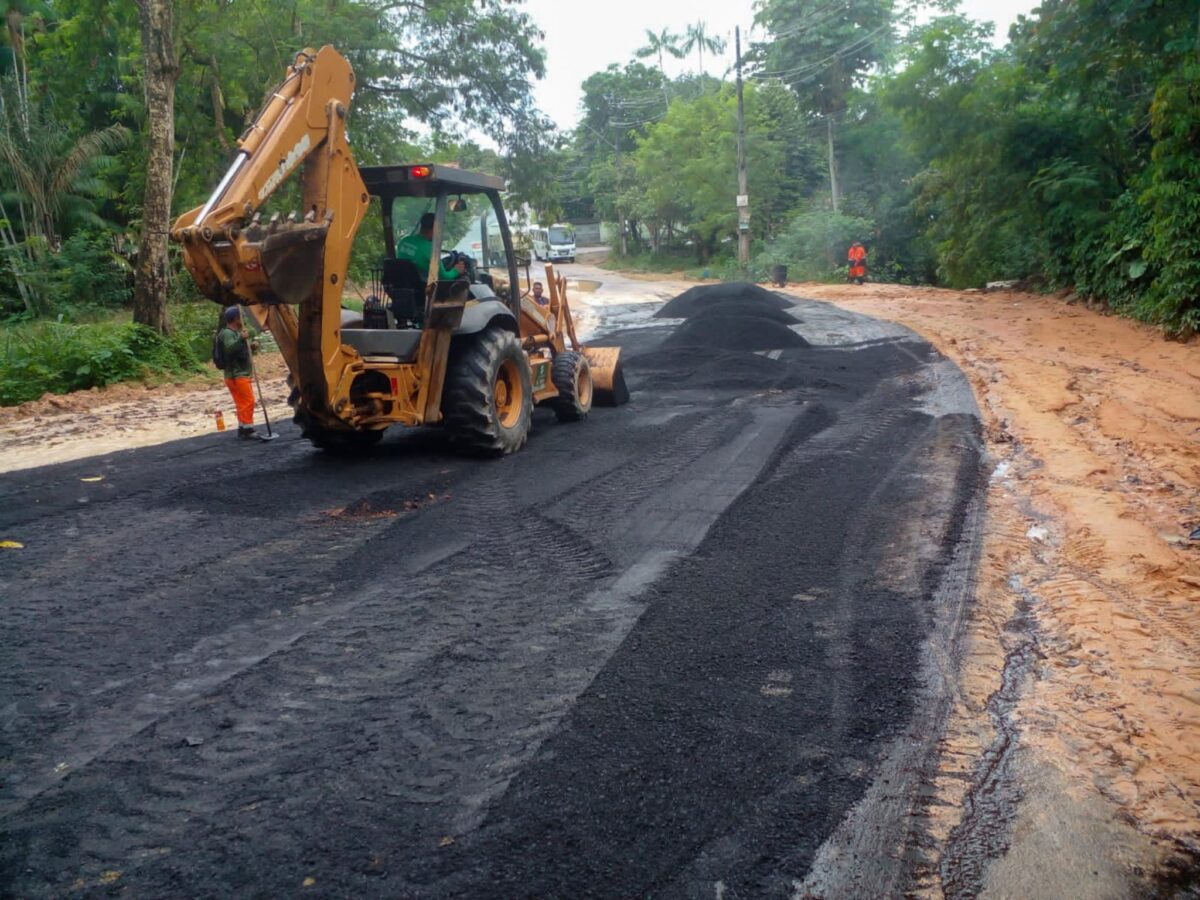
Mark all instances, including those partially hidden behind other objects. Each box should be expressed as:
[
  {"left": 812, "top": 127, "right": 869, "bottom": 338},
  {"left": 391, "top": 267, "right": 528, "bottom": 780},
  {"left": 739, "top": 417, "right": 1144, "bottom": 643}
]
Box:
[
  {"left": 550, "top": 351, "right": 593, "bottom": 422},
  {"left": 442, "top": 326, "right": 533, "bottom": 455}
]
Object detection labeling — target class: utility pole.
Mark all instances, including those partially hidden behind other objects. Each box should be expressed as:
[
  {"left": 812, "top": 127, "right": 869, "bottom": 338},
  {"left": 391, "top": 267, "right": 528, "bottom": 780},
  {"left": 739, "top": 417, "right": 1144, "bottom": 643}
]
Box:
[
  {"left": 735, "top": 25, "right": 750, "bottom": 267},
  {"left": 614, "top": 118, "right": 627, "bottom": 257}
]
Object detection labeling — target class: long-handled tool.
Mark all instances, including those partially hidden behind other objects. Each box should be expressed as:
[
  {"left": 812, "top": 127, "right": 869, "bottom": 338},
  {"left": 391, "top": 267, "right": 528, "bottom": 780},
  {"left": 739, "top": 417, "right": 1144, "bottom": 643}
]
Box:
[{"left": 241, "top": 306, "right": 278, "bottom": 442}]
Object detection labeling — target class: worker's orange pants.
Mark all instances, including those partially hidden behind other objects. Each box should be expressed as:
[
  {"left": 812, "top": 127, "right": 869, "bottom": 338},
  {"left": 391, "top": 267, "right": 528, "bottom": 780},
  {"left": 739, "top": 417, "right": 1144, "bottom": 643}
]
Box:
[{"left": 225, "top": 377, "right": 255, "bottom": 426}]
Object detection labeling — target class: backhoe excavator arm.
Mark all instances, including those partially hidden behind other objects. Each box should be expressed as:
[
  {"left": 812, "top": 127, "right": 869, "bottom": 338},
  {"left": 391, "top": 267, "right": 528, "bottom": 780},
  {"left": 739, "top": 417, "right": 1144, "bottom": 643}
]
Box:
[{"left": 171, "top": 45, "right": 369, "bottom": 422}]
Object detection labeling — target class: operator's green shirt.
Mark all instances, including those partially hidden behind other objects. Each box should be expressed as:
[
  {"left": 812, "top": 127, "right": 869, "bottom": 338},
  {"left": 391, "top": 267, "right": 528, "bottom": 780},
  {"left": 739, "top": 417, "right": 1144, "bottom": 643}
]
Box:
[
  {"left": 218, "top": 327, "right": 253, "bottom": 379},
  {"left": 396, "top": 233, "right": 459, "bottom": 281}
]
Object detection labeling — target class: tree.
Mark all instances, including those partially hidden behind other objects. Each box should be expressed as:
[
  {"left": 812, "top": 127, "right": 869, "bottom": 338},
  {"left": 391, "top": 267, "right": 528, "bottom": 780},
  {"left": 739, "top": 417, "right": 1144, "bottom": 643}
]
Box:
[
  {"left": 681, "top": 20, "right": 725, "bottom": 80},
  {"left": 1138, "top": 59, "right": 1200, "bottom": 332},
  {"left": 872, "top": 0, "right": 1199, "bottom": 329},
  {"left": 576, "top": 62, "right": 667, "bottom": 249},
  {"left": 502, "top": 109, "right": 566, "bottom": 225},
  {"left": 0, "top": 97, "right": 129, "bottom": 313},
  {"left": 631, "top": 83, "right": 794, "bottom": 261},
  {"left": 635, "top": 27, "right": 683, "bottom": 105},
  {"left": 133, "top": 0, "right": 177, "bottom": 334},
  {"left": 755, "top": 0, "right": 895, "bottom": 212}
]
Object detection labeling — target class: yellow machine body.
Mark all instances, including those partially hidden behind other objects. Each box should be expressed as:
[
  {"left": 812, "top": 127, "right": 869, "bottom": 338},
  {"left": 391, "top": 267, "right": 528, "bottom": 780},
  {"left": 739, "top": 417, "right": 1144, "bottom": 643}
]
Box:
[{"left": 171, "top": 45, "right": 625, "bottom": 451}]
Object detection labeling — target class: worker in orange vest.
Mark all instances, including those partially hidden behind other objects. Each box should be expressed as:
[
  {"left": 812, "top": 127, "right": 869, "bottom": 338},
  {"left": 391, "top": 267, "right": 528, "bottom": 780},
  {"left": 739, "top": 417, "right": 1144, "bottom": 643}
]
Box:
[{"left": 848, "top": 242, "right": 867, "bottom": 285}]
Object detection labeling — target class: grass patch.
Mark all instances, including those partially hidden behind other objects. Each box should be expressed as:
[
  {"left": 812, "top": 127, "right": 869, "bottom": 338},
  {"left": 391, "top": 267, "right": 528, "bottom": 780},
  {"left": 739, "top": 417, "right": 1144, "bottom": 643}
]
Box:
[
  {"left": 0, "top": 302, "right": 222, "bottom": 406},
  {"left": 600, "top": 251, "right": 755, "bottom": 282}
]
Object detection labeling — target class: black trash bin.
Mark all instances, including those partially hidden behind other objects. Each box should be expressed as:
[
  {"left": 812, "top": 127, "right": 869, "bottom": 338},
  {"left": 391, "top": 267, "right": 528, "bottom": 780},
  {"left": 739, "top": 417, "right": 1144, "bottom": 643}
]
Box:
[{"left": 770, "top": 264, "right": 788, "bottom": 287}]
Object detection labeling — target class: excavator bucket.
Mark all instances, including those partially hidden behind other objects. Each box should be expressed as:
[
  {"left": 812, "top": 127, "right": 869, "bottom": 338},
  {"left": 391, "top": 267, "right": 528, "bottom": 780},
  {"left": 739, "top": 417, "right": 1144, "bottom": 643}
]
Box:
[
  {"left": 260, "top": 223, "right": 329, "bottom": 305},
  {"left": 583, "top": 346, "right": 629, "bottom": 406}
]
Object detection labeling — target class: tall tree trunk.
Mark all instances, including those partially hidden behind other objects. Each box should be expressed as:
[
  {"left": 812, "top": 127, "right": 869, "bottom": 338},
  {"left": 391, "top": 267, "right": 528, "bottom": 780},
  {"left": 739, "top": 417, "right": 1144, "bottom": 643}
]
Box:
[
  {"left": 209, "top": 56, "right": 231, "bottom": 155},
  {"left": 134, "top": 0, "right": 179, "bottom": 334},
  {"left": 826, "top": 113, "right": 840, "bottom": 215}
]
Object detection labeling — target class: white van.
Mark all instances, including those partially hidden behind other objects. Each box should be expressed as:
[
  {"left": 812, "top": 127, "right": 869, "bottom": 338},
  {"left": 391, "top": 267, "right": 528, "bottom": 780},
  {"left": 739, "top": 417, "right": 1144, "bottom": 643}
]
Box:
[{"left": 530, "top": 223, "right": 576, "bottom": 263}]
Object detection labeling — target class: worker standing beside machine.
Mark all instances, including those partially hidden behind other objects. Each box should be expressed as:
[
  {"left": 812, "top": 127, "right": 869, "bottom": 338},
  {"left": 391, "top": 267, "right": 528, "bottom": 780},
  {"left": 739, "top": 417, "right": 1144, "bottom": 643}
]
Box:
[{"left": 215, "top": 306, "right": 261, "bottom": 440}]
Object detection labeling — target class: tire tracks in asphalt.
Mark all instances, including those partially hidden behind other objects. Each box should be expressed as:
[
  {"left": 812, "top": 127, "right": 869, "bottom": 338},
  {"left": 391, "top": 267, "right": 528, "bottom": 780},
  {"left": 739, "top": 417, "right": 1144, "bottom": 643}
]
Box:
[{"left": 0, "top": 302, "right": 987, "bottom": 898}]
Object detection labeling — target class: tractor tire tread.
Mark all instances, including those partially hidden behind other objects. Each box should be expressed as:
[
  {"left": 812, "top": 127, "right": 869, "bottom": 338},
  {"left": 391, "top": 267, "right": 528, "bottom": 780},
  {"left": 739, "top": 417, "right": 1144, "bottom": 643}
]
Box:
[
  {"left": 442, "top": 326, "right": 533, "bottom": 455},
  {"left": 550, "top": 351, "right": 592, "bottom": 422}
]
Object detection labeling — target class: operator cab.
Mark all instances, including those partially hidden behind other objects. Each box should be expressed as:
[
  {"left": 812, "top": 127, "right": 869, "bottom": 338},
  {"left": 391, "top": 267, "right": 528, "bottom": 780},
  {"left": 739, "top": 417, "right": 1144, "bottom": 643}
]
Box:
[
  {"left": 336, "top": 164, "right": 525, "bottom": 363},
  {"left": 358, "top": 164, "right": 520, "bottom": 327}
]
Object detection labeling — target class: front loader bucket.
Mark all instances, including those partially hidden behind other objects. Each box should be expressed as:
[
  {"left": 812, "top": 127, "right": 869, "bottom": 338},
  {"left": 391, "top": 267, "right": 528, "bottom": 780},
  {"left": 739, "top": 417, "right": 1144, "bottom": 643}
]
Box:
[{"left": 583, "top": 346, "right": 629, "bottom": 406}]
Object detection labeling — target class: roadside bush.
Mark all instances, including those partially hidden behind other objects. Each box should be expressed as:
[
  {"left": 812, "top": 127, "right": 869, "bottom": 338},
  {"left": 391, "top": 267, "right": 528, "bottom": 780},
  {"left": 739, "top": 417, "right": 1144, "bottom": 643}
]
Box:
[
  {"left": 169, "top": 299, "right": 224, "bottom": 362},
  {"left": 0, "top": 302, "right": 218, "bottom": 406},
  {"left": 754, "top": 210, "right": 875, "bottom": 282},
  {"left": 603, "top": 248, "right": 749, "bottom": 282},
  {"left": 600, "top": 250, "right": 695, "bottom": 274},
  {"left": 1136, "top": 61, "right": 1200, "bottom": 333},
  {"left": 48, "top": 230, "right": 133, "bottom": 312},
  {"left": 0, "top": 230, "right": 132, "bottom": 321}
]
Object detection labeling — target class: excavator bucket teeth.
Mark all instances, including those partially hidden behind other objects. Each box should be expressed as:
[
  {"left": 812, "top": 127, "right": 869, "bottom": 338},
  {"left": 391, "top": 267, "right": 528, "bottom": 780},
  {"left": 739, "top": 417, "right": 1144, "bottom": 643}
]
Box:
[
  {"left": 582, "top": 346, "right": 629, "bottom": 406},
  {"left": 260, "top": 223, "right": 329, "bottom": 305}
]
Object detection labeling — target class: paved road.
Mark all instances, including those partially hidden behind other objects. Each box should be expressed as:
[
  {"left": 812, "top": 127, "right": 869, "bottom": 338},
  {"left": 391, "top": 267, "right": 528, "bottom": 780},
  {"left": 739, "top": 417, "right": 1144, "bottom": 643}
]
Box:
[{"left": 0, "top": 291, "right": 984, "bottom": 897}]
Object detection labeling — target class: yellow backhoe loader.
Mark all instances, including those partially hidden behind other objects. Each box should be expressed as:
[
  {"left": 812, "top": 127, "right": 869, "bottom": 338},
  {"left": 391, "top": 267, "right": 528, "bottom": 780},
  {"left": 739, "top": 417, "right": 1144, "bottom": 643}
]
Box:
[{"left": 171, "top": 45, "right": 626, "bottom": 454}]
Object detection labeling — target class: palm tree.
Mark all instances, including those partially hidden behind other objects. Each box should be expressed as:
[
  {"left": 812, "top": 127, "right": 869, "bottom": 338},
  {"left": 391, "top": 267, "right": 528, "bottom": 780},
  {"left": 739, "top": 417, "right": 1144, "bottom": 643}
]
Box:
[
  {"left": 0, "top": 119, "right": 129, "bottom": 247},
  {"left": 636, "top": 27, "right": 683, "bottom": 82},
  {"left": 0, "top": 89, "right": 130, "bottom": 313},
  {"left": 681, "top": 21, "right": 727, "bottom": 80},
  {"left": 635, "top": 27, "right": 683, "bottom": 107}
]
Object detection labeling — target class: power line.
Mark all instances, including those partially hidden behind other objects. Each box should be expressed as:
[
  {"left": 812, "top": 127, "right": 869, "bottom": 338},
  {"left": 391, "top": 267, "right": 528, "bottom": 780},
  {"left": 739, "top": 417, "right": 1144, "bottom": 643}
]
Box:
[
  {"left": 753, "top": 23, "right": 893, "bottom": 81},
  {"left": 762, "top": 2, "right": 846, "bottom": 42}
]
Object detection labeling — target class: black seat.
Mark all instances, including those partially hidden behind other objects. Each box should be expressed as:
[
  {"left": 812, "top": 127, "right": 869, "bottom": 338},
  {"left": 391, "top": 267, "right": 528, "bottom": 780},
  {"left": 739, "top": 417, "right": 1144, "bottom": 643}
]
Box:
[{"left": 381, "top": 259, "right": 425, "bottom": 325}]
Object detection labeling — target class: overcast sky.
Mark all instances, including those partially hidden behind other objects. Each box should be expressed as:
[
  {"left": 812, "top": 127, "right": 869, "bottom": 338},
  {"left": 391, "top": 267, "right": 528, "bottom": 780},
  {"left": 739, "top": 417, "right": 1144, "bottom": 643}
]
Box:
[{"left": 521, "top": 0, "right": 1042, "bottom": 129}]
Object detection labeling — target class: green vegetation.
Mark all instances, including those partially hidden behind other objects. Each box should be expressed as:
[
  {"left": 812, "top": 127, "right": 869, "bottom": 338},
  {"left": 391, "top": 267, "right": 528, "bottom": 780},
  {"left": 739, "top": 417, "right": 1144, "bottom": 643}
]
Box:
[
  {"left": 0, "top": 302, "right": 217, "bottom": 405},
  {"left": 0, "top": 0, "right": 551, "bottom": 404},
  {"left": 598, "top": 251, "right": 745, "bottom": 282},
  {"left": 558, "top": 3, "right": 1198, "bottom": 333}
]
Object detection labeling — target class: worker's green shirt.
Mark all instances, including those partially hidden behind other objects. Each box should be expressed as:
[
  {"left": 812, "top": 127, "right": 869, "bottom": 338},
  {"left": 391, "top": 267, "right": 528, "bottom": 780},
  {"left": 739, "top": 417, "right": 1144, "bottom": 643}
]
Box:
[
  {"left": 218, "top": 327, "right": 253, "bottom": 379},
  {"left": 396, "top": 233, "right": 458, "bottom": 281}
]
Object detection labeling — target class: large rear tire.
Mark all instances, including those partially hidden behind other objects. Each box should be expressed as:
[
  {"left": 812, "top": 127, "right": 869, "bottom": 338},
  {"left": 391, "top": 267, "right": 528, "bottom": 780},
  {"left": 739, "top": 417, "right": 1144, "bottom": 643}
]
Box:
[
  {"left": 442, "top": 326, "right": 533, "bottom": 455},
  {"left": 550, "top": 351, "right": 593, "bottom": 422}
]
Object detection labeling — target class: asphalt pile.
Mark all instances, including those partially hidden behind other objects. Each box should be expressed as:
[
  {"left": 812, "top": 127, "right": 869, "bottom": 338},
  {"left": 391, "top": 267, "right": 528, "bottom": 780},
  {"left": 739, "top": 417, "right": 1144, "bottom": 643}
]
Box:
[
  {"left": 625, "top": 346, "right": 806, "bottom": 391},
  {"left": 678, "top": 301, "right": 798, "bottom": 325},
  {"left": 655, "top": 282, "right": 791, "bottom": 318},
  {"left": 621, "top": 284, "right": 818, "bottom": 392},
  {"left": 664, "top": 314, "right": 809, "bottom": 352},
  {"left": 655, "top": 283, "right": 809, "bottom": 353}
]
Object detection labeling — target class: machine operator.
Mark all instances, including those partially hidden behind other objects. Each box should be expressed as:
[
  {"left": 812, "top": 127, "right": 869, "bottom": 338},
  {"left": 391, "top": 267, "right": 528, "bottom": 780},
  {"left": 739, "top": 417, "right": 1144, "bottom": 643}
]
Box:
[{"left": 397, "top": 212, "right": 468, "bottom": 281}]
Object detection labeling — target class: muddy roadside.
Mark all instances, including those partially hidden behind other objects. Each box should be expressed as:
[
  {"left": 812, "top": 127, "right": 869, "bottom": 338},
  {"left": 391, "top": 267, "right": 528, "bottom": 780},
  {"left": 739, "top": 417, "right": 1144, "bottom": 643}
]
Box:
[
  {"left": 782, "top": 282, "right": 1200, "bottom": 894},
  {"left": 0, "top": 354, "right": 296, "bottom": 473}
]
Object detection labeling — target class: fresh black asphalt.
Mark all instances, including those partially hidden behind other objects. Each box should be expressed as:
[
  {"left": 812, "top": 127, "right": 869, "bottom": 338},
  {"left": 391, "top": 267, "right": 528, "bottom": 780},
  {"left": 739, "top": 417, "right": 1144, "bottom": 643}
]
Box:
[{"left": 0, "top": 292, "right": 985, "bottom": 897}]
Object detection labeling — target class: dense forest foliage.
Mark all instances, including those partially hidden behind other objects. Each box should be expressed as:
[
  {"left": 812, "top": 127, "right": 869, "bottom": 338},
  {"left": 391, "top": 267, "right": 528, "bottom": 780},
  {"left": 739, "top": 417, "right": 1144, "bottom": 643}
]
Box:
[
  {"left": 562, "top": 0, "right": 1198, "bottom": 333},
  {"left": 0, "top": 0, "right": 1195, "bottom": 405},
  {"left": 0, "top": 0, "right": 550, "bottom": 400},
  {"left": 0, "top": 0, "right": 548, "bottom": 318}
]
